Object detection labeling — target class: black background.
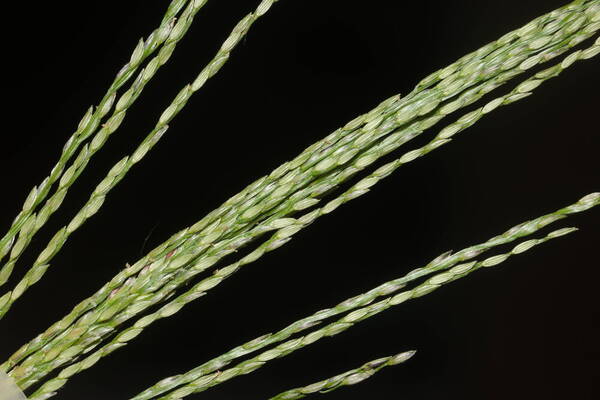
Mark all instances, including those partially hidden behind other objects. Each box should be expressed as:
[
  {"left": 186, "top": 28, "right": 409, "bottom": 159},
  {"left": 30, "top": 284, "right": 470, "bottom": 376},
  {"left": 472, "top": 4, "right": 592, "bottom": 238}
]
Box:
[{"left": 1, "top": 1, "right": 599, "bottom": 399}]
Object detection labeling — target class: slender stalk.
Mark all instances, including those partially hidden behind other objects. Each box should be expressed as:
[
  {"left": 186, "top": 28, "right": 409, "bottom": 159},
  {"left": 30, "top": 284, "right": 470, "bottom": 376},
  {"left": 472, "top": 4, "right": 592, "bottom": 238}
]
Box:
[
  {"left": 0, "top": 0, "right": 279, "bottom": 321},
  {"left": 127, "top": 222, "right": 587, "bottom": 399},
  {"left": 268, "top": 350, "right": 416, "bottom": 400},
  {"left": 0, "top": 0, "right": 193, "bottom": 286}
]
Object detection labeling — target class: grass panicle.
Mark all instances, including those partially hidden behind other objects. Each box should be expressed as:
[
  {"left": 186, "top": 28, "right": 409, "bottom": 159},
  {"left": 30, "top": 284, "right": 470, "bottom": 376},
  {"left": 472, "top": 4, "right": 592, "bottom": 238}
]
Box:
[
  {"left": 6, "top": 4, "right": 599, "bottom": 389},
  {"left": 1, "top": 1, "right": 597, "bottom": 398}
]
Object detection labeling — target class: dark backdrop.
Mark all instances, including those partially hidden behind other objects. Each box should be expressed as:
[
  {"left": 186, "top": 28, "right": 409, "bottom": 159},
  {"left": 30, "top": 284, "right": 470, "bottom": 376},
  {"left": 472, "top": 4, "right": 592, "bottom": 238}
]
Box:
[{"left": 1, "top": 1, "right": 599, "bottom": 399}]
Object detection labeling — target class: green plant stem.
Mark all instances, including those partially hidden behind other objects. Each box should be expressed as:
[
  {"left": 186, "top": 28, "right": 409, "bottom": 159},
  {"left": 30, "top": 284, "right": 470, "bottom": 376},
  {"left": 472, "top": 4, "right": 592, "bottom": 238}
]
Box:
[
  {"left": 0, "top": 0, "right": 193, "bottom": 286},
  {"left": 0, "top": 0, "right": 277, "bottom": 322},
  {"left": 1, "top": 1, "right": 595, "bottom": 398},
  {"left": 26, "top": 31, "right": 600, "bottom": 387},
  {"left": 8, "top": 17, "right": 599, "bottom": 384},
  {"left": 268, "top": 350, "right": 416, "bottom": 400},
  {"left": 128, "top": 220, "right": 588, "bottom": 399}
]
